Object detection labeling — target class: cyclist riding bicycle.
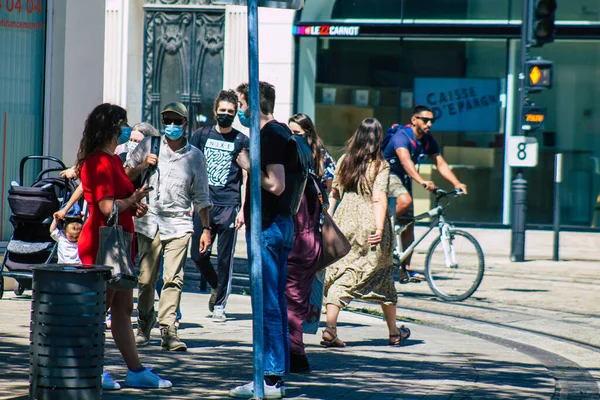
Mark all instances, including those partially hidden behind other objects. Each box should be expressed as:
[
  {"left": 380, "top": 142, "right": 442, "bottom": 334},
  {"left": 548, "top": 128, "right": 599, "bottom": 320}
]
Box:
[{"left": 382, "top": 105, "right": 468, "bottom": 283}]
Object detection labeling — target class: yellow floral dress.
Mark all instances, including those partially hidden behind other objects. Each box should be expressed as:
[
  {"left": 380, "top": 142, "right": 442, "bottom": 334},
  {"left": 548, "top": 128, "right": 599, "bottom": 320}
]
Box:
[{"left": 324, "top": 158, "right": 397, "bottom": 308}]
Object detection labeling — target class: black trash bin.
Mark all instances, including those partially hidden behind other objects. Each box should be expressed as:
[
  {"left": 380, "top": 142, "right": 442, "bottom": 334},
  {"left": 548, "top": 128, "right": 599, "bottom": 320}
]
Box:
[{"left": 29, "top": 264, "right": 111, "bottom": 400}]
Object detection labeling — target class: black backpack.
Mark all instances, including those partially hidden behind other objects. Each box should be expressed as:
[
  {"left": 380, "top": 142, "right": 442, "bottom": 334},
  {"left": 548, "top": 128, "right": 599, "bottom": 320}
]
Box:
[
  {"left": 133, "top": 136, "right": 161, "bottom": 189},
  {"left": 279, "top": 132, "right": 313, "bottom": 216}
]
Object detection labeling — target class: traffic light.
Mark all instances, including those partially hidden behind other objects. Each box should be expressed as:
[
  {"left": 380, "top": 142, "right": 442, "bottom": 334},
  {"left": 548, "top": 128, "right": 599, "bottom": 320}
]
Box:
[
  {"left": 528, "top": 0, "right": 557, "bottom": 47},
  {"left": 526, "top": 59, "right": 553, "bottom": 92}
]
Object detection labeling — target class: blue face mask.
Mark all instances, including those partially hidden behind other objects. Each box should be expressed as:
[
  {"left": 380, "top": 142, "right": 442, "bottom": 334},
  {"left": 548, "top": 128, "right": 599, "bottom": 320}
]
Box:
[
  {"left": 118, "top": 126, "right": 132, "bottom": 145},
  {"left": 164, "top": 124, "right": 184, "bottom": 140},
  {"left": 237, "top": 108, "right": 251, "bottom": 128}
]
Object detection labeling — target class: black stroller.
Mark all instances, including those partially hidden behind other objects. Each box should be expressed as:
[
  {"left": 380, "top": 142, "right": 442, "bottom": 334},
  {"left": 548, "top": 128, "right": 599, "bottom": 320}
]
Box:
[{"left": 0, "top": 156, "right": 77, "bottom": 299}]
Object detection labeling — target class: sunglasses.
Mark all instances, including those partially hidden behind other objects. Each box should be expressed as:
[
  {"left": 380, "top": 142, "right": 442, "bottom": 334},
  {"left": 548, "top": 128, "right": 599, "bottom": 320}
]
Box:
[
  {"left": 162, "top": 117, "right": 185, "bottom": 126},
  {"left": 415, "top": 116, "right": 435, "bottom": 124}
]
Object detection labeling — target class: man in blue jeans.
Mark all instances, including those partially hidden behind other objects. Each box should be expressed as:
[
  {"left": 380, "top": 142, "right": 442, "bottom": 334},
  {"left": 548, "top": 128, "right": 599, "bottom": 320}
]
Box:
[{"left": 229, "top": 81, "right": 296, "bottom": 399}]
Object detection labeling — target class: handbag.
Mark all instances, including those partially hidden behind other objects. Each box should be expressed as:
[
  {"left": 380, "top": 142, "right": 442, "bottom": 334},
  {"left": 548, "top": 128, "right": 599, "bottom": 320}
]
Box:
[
  {"left": 319, "top": 187, "right": 351, "bottom": 269},
  {"left": 95, "top": 203, "right": 137, "bottom": 290}
]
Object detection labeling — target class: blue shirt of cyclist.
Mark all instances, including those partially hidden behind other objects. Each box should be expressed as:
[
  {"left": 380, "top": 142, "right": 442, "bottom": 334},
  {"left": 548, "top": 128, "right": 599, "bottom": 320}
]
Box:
[{"left": 382, "top": 124, "right": 440, "bottom": 178}]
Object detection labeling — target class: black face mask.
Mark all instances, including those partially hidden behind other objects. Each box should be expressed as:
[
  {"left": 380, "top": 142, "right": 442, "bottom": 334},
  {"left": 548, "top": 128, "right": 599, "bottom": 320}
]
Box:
[{"left": 216, "top": 113, "right": 235, "bottom": 128}]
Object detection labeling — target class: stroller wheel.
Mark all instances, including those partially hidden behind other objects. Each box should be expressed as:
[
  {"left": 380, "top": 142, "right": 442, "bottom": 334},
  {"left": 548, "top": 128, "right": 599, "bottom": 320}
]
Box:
[{"left": 14, "top": 281, "right": 25, "bottom": 296}]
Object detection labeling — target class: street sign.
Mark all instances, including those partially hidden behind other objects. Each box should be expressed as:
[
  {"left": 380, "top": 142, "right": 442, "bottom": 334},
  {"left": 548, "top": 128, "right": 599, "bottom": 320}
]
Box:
[
  {"left": 526, "top": 59, "right": 553, "bottom": 92},
  {"left": 521, "top": 106, "right": 546, "bottom": 131},
  {"left": 507, "top": 136, "right": 539, "bottom": 167},
  {"left": 211, "top": 0, "right": 303, "bottom": 8}
]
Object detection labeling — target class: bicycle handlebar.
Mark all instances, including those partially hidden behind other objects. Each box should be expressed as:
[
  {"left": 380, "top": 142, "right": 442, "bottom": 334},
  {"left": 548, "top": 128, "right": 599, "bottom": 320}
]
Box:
[
  {"left": 423, "top": 186, "right": 465, "bottom": 199},
  {"left": 433, "top": 187, "right": 465, "bottom": 199}
]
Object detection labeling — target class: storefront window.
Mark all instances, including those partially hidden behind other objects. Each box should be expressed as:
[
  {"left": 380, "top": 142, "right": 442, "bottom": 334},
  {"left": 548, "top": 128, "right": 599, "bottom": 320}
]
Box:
[
  {"left": 513, "top": 40, "right": 600, "bottom": 227},
  {"left": 0, "top": 1, "right": 47, "bottom": 240},
  {"left": 314, "top": 39, "right": 508, "bottom": 223},
  {"left": 331, "top": 0, "right": 512, "bottom": 21},
  {"left": 510, "top": 0, "right": 600, "bottom": 21}
]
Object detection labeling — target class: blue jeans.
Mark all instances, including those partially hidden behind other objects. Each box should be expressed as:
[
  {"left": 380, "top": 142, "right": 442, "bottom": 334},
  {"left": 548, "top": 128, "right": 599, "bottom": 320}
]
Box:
[{"left": 247, "top": 214, "right": 294, "bottom": 377}]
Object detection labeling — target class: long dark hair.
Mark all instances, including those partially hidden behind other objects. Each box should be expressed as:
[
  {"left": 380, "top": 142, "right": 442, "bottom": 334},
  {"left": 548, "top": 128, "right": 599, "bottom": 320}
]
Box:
[
  {"left": 336, "top": 118, "right": 384, "bottom": 194},
  {"left": 75, "top": 103, "right": 127, "bottom": 173},
  {"left": 288, "top": 113, "right": 328, "bottom": 178}
]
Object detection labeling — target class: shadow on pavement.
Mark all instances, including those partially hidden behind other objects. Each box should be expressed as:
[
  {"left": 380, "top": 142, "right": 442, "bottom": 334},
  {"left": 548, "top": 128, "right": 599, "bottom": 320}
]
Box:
[{"left": 1, "top": 329, "right": 558, "bottom": 400}]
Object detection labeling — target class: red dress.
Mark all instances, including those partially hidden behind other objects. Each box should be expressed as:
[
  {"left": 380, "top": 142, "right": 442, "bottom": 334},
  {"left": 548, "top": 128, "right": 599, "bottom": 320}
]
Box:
[{"left": 78, "top": 151, "right": 135, "bottom": 265}]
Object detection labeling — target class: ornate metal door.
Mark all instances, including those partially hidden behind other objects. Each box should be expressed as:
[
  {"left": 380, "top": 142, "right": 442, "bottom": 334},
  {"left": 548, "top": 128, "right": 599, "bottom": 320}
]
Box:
[{"left": 143, "top": 1, "right": 225, "bottom": 137}]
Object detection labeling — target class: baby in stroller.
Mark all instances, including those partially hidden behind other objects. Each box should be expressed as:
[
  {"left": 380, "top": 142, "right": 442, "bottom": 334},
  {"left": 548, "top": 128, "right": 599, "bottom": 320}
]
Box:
[{"left": 50, "top": 203, "right": 84, "bottom": 264}]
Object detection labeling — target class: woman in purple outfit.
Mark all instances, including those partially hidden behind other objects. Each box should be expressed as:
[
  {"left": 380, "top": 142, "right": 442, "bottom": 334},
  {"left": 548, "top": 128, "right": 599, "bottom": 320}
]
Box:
[{"left": 286, "top": 114, "right": 336, "bottom": 373}]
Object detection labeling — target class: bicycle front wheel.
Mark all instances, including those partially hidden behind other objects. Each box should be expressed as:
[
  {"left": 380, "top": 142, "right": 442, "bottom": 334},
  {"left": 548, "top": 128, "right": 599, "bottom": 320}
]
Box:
[{"left": 424, "top": 229, "right": 484, "bottom": 301}]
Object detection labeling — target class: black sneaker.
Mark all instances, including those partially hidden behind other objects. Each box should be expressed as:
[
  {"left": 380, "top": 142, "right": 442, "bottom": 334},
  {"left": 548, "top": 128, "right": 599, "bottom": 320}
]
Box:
[
  {"left": 290, "top": 352, "right": 311, "bottom": 373},
  {"left": 208, "top": 289, "right": 217, "bottom": 313}
]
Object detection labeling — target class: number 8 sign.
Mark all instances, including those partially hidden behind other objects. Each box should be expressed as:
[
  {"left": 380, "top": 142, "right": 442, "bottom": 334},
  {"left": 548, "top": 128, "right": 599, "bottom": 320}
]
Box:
[{"left": 507, "top": 136, "right": 538, "bottom": 167}]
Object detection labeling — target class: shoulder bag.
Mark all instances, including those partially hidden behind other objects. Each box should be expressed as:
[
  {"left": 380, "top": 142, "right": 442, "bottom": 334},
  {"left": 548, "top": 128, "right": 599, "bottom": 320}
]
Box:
[
  {"left": 95, "top": 203, "right": 138, "bottom": 290},
  {"left": 318, "top": 186, "right": 351, "bottom": 269}
]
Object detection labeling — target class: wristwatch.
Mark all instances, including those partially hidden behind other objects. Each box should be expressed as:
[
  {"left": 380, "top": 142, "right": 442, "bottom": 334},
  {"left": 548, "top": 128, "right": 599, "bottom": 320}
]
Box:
[{"left": 202, "top": 226, "right": 212, "bottom": 232}]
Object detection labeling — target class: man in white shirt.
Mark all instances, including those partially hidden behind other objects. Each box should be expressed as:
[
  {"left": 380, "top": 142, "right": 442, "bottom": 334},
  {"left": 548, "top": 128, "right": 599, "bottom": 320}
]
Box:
[{"left": 126, "top": 102, "right": 212, "bottom": 351}]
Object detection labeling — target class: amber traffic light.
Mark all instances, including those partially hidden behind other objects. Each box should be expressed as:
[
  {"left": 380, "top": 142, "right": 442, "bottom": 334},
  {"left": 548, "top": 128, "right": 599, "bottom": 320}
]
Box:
[{"left": 526, "top": 59, "right": 553, "bottom": 92}]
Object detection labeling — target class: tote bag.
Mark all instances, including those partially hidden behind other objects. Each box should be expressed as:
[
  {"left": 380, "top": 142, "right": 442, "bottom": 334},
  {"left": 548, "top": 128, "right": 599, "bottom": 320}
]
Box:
[
  {"left": 319, "top": 187, "right": 351, "bottom": 269},
  {"left": 95, "top": 203, "right": 137, "bottom": 290}
]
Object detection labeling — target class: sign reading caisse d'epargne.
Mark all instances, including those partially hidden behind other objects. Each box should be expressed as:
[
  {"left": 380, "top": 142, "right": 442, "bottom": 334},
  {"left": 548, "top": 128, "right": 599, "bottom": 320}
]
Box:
[{"left": 414, "top": 78, "right": 500, "bottom": 132}]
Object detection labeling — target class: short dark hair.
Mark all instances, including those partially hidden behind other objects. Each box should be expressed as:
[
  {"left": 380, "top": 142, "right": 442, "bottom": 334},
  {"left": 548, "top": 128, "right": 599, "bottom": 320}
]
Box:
[
  {"left": 63, "top": 217, "right": 83, "bottom": 229},
  {"left": 413, "top": 105, "right": 433, "bottom": 115},
  {"left": 236, "top": 81, "right": 276, "bottom": 115},
  {"left": 213, "top": 89, "right": 239, "bottom": 113}
]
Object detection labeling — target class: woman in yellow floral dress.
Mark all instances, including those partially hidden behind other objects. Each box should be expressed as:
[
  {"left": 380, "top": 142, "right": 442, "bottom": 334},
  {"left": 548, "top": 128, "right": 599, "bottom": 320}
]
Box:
[{"left": 323, "top": 118, "right": 410, "bottom": 347}]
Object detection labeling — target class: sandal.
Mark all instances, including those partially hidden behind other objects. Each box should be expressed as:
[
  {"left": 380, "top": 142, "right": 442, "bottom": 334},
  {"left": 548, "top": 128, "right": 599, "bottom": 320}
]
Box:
[
  {"left": 400, "top": 268, "right": 425, "bottom": 284},
  {"left": 389, "top": 325, "right": 411, "bottom": 346},
  {"left": 320, "top": 326, "right": 346, "bottom": 348}
]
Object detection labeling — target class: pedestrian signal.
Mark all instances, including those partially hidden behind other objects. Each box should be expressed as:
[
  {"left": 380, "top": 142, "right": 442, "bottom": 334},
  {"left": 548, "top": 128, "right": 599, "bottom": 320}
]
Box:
[
  {"left": 526, "top": 59, "right": 552, "bottom": 92},
  {"left": 521, "top": 106, "right": 546, "bottom": 131}
]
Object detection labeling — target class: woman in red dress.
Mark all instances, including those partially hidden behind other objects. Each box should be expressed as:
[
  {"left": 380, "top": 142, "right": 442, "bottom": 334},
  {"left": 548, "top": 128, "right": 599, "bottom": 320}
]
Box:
[{"left": 76, "top": 103, "right": 171, "bottom": 390}]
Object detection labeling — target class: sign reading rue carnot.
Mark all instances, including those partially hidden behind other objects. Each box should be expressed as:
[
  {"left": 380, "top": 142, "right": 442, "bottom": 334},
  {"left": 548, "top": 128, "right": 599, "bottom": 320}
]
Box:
[{"left": 414, "top": 78, "right": 500, "bottom": 132}]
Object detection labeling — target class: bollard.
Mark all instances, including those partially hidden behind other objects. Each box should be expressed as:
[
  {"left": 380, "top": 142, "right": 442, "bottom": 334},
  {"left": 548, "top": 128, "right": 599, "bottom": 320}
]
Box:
[
  {"left": 553, "top": 154, "right": 562, "bottom": 261},
  {"left": 510, "top": 173, "right": 527, "bottom": 262},
  {"left": 29, "top": 264, "right": 111, "bottom": 400}
]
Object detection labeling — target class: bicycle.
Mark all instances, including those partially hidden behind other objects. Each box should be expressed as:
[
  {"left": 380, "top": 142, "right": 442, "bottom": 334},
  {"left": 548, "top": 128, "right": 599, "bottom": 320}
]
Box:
[{"left": 390, "top": 188, "right": 485, "bottom": 301}]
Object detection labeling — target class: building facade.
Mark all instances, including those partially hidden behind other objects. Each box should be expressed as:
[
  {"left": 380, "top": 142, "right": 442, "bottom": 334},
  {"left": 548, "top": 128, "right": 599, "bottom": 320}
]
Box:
[
  {"left": 104, "top": 0, "right": 296, "bottom": 136},
  {"left": 0, "top": 0, "right": 105, "bottom": 240},
  {"left": 2, "top": 0, "right": 599, "bottom": 241},
  {"left": 294, "top": 0, "right": 600, "bottom": 228},
  {"left": 0, "top": 0, "right": 296, "bottom": 241}
]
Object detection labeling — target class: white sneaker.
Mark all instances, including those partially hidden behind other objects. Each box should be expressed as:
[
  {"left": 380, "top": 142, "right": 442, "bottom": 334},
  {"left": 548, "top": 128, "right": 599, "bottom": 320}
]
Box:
[
  {"left": 229, "top": 381, "right": 285, "bottom": 399},
  {"left": 102, "top": 370, "right": 121, "bottom": 390},
  {"left": 212, "top": 305, "right": 227, "bottom": 322},
  {"left": 124, "top": 367, "right": 172, "bottom": 388}
]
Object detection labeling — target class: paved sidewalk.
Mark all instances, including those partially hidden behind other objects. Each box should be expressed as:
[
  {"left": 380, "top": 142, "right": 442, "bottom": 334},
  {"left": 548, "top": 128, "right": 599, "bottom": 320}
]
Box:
[
  {"left": 1, "top": 290, "right": 556, "bottom": 400},
  {"left": 1, "top": 228, "right": 599, "bottom": 399}
]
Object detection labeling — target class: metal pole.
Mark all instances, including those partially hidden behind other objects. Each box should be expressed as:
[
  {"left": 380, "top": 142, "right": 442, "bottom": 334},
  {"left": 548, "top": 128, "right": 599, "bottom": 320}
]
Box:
[
  {"left": 510, "top": 0, "right": 530, "bottom": 262},
  {"left": 553, "top": 153, "right": 562, "bottom": 261},
  {"left": 247, "top": 0, "right": 264, "bottom": 399},
  {"left": 42, "top": 0, "right": 54, "bottom": 159}
]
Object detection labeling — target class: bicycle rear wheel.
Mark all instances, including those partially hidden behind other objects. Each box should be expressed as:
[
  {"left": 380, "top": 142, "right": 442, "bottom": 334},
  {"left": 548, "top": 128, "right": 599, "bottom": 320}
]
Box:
[{"left": 424, "top": 229, "right": 484, "bottom": 301}]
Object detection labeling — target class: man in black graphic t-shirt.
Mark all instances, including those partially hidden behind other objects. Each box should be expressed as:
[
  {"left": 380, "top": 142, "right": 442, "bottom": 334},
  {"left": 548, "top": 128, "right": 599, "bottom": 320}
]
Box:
[{"left": 190, "top": 89, "right": 249, "bottom": 323}]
